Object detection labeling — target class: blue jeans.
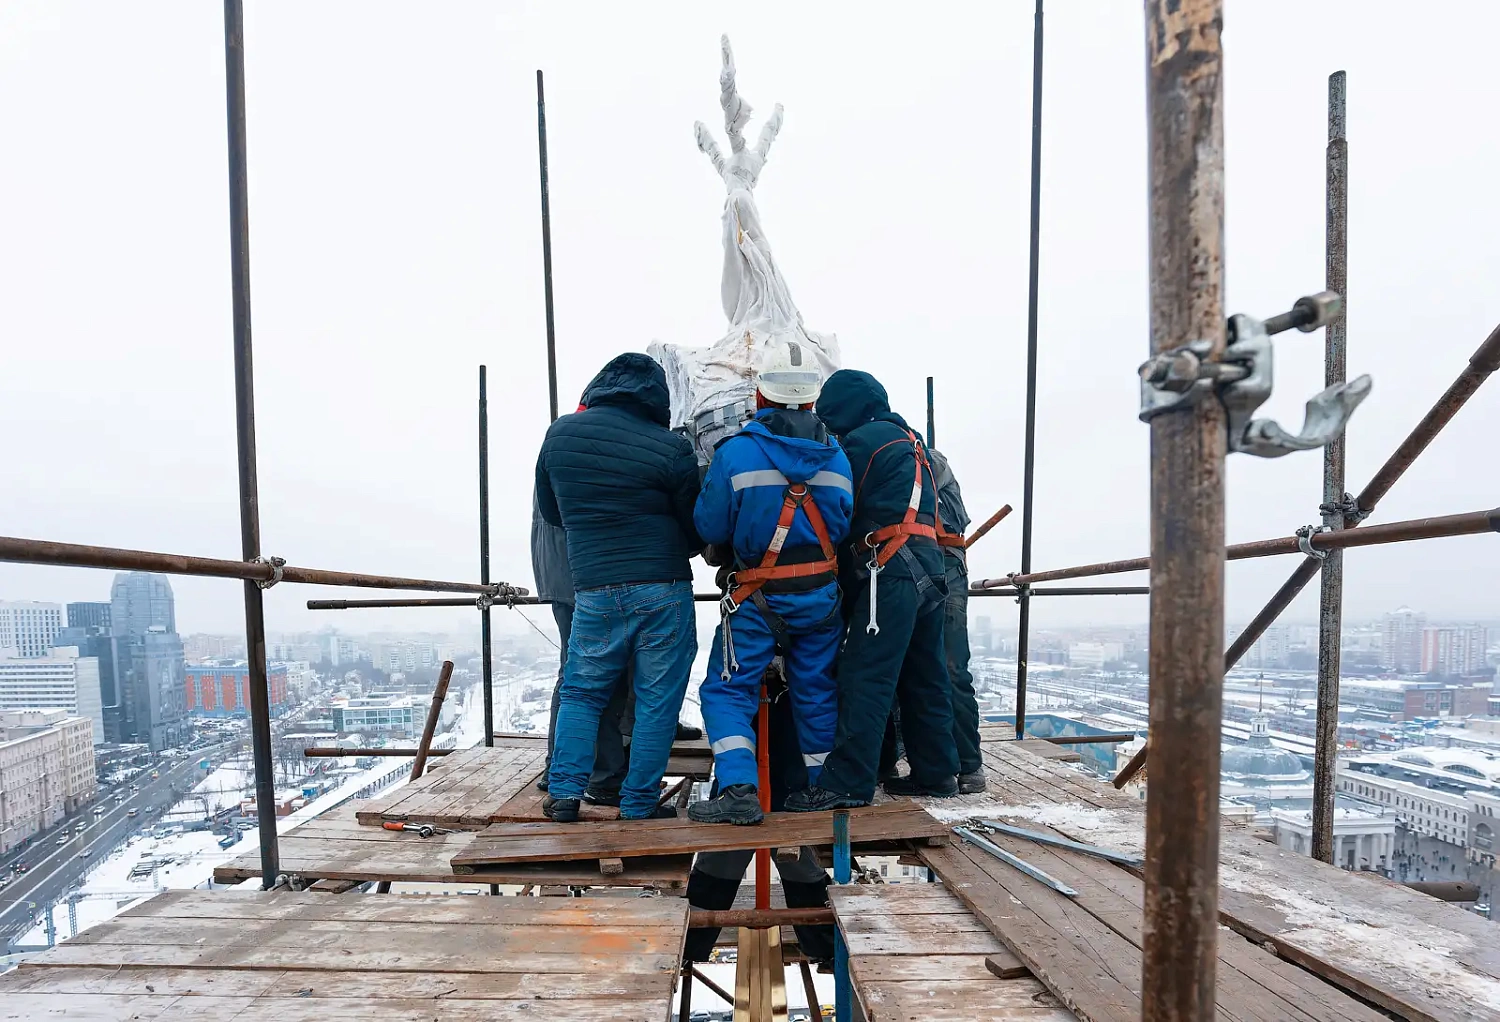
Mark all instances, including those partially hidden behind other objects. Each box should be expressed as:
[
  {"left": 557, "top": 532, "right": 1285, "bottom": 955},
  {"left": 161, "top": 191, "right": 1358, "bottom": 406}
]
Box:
[{"left": 547, "top": 581, "right": 697, "bottom": 817}]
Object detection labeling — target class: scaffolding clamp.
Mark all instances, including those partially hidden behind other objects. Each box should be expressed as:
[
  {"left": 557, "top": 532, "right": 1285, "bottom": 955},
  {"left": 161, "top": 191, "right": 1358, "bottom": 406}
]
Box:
[
  {"left": 1296, "top": 524, "right": 1330, "bottom": 560},
  {"left": 1139, "top": 292, "right": 1371, "bottom": 459},
  {"left": 1320, "top": 491, "right": 1369, "bottom": 523},
  {"left": 252, "top": 555, "right": 286, "bottom": 589}
]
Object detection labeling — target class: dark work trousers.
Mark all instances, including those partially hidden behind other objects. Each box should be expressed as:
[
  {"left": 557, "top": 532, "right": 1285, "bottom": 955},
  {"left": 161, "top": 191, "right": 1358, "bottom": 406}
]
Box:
[
  {"left": 544, "top": 601, "right": 634, "bottom": 794},
  {"left": 943, "top": 556, "right": 983, "bottom": 775},
  {"left": 819, "top": 573, "right": 958, "bottom": 802},
  {"left": 686, "top": 669, "right": 833, "bottom": 962},
  {"left": 879, "top": 557, "right": 982, "bottom": 777}
]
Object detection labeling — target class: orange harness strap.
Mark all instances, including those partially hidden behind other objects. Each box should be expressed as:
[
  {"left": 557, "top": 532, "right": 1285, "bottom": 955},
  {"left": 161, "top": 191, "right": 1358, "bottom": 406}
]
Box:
[
  {"left": 855, "top": 430, "right": 962, "bottom": 566},
  {"left": 726, "top": 484, "right": 838, "bottom": 609}
]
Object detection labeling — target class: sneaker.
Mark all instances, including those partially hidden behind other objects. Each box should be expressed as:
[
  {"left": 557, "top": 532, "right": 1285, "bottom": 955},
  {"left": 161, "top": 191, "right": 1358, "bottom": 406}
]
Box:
[
  {"left": 623, "top": 804, "right": 678, "bottom": 821},
  {"left": 583, "top": 788, "right": 622, "bottom": 807},
  {"left": 882, "top": 775, "right": 960, "bottom": 798},
  {"left": 675, "top": 722, "right": 704, "bottom": 741},
  {"left": 542, "top": 795, "right": 579, "bottom": 822},
  {"left": 783, "top": 786, "right": 870, "bottom": 813},
  {"left": 958, "top": 770, "right": 988, "bottom": 795},
  {"left": 687, "top": 784, "right": 764, "bottom": 825}
]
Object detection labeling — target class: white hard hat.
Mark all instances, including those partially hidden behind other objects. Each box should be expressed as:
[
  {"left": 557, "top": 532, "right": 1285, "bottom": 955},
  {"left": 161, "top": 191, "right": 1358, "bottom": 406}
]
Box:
[{"left": 756, "top": 341, "right": 823, "bottom": 406}]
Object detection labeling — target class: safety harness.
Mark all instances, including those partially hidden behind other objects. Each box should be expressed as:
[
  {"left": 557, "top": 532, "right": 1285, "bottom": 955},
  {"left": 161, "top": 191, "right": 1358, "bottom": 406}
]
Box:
[
  {"left": 719, "top": 481, "right": 839, "bottom": 679},
  {"left": 850, "top": 429, "right": 960, "bottom": 634}
]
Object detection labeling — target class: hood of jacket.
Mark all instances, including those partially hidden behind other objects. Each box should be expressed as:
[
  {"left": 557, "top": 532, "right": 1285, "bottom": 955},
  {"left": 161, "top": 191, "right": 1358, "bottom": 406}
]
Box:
[
  {"left": 737, "top": 413, "right": 842, "bottom": 483},
  {"left": 580, "top": 353, "right": 672, "bottom": 427},
  {"left": 815, "top": 369, "right": 912, "bottom": 438}
]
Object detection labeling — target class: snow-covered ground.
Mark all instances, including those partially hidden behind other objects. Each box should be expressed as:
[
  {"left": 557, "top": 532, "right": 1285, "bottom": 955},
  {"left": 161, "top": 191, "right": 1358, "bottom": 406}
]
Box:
[{"left": 15, "top": 669, "right": 541, "bottom": 948}]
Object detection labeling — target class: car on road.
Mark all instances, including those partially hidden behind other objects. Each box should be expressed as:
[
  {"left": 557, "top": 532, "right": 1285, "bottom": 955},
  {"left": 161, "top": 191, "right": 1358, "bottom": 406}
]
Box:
[
  {"left": 128, "top": 808, "right": 139, "bottom": 818},
  {"left": 75, "top": 823, "right": 87, "bottom": 834},
  {"left": 92, "top": 806, "right": 106, "bottom": 816},
  {"left": 13, "top": 861, "right": 27, "bottom": 873},
  {"left": 77, "top": 848, "right": 91, "bottom": 858},
  {"left": 56, "top": 835, "right": 68, "bottom": 846},
  {"left": 0, "top": 876, "right": 9, "bottom": 891}
]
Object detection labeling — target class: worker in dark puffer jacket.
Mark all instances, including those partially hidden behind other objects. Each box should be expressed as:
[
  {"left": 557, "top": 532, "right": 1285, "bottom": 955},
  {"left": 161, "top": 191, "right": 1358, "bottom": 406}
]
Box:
[
  {"left": 536, "top": 353, "right": 703, "bottom": 822},
  {"left": 785, "top": 369, "right": 959, "bottom": 811}
]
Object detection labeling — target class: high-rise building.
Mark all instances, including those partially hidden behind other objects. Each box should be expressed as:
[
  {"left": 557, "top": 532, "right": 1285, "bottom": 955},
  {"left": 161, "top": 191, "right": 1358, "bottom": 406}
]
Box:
[
  {"left": 109, "top": 573, "right": 188, "bottom": 751},
  {"left": 183, "top": 663, "right": 289, "bottom": 716},
  {"left": 1420, "top": 625, "right": 1489, "bottom": 677},
  {"left": 110, "top": 572, "right": 176, "bottom": 638},
  {"left": 0, "top": 601, "right": 65, "bottom": 658},
  {"left": 0, "top": 647, "right": 103, "bottom": 743},
  {"left": 1382, "top": 607, "right": 1426, "bottom": 673},
  {"left": 66, "top": 602, "right": 112, "bottom": 632},
  {"left": 0, "top": 709, "right": 97, "bottom": 853}
]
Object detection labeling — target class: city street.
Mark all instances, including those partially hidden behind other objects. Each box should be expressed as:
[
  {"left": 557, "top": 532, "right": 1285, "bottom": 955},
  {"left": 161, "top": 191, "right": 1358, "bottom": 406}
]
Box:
[
  {"left": 0, "top": 741, "right": 234, "bottom": 950},
  {"left": 1392, "top": 827, "right": 1496, "bottom": 917}
]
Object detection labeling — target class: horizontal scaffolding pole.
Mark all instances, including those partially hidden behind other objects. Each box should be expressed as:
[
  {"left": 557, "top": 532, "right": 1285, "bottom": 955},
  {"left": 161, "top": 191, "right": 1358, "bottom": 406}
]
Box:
[
  {"left": 975, "top": 507, "right": 1500, "bottom": 589},
  {"left": 688, "top": 907, "right": 835, "bottom": 929},
  {"left": 1027, "top": 732, "right": 1137, "bottom": 745},
  {"left": 0, "top": 536, "right": 526, "bottom": 596},
  {"left": 303, "top": 747, "right": 454, "bottom": 758}
]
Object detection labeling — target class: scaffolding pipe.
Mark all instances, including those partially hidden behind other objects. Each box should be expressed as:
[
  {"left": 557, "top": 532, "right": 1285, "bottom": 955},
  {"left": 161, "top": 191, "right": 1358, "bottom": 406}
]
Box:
[
  {"left": 1015, "top": 0, "right": 1044, "bottom": 742},
  {"left": 925, "top": 376, "right": 936, "bottom": 448},
  {"left": 480, "top": 367, "right": 495, "bottom": 749},
  {"left": 1143, "top": 3, "right": 1226, "bottom": 1018},
  {"left": 306, "top": 586, "right": 1149, "bottom": 609},
  {"left": 304, "top": 747, "right": 455, "bottom": 758},
  {"left": 538, "top": 70, "right": 559, "bottom": 423},
  {"left": 221, "top": 0, "right": 278, "bottom": 891},
  {"left": 1312, "top": 71, "right": 1349, "bottom": 865},
  {"left": 1223, "top": 318, "right": 1500, "bottom": 669},
  {"left": 0, "top": 536, "right": 522, "bottom": 596},
  {"left": 973, "top": 506, "right": 1500, "bottom": 591}
]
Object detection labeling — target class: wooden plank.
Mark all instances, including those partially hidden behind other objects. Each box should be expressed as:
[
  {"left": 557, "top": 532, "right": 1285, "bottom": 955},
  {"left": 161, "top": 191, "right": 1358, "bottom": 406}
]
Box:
[
  {"left": 988, "top": 953, "right": 1031, "bottom": 980},
  {"left": 355, "top": 746, "right": 547, "bottom": 827},
  {"left": 0, "top": 993, "right": 670, "bottom": 1021},
  {"left": 977, "top": 736, "right": 1500, "bottom": 1022},
  {"left": 1017, "top": 738, "right": 1083, "bottom": 763},
  {"left": 453, "top": 802, "right": 945, "bottom": 870},
  {"left": 853, "top": 981, "right": 1073, "bottom": 1021},
  {"left": 922, "top": 843, "right": 1141, "bottom": 1022},
  {"left": 0, "top": 964, "right": 668, "bottom": 1000},
  {"left": 308, "top": 878, "right": 361, "bottom": 893},
  {"left": 212, "top": 806, "right": 691, "bottom": 887},
  {"left": 849, "top": 954, "right": 999, "bottom": 984}
]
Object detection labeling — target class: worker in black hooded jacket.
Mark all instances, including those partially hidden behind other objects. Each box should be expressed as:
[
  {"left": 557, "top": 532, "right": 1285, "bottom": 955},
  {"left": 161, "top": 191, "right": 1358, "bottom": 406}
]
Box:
[{"left": 784, "top": 369, "right": 960, "bottom": 810}]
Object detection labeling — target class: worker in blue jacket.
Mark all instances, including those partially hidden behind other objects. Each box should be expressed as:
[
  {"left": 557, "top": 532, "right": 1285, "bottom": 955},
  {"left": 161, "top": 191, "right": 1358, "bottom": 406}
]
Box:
[
  {"left": 689, "top": 341, "right": 853, "bottom": 825},
  {"left": 786, "top": 369, "right": 959, "bottom": 811}
]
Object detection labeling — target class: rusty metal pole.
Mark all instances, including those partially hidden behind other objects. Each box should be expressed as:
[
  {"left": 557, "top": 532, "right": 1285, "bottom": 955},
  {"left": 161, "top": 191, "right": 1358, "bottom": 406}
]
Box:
[
  {"left": 926, "top": 376, "right": 936, "bottom": 449},
  {"left": 1014, "top": 0, "right": 1043, "bottom": 741},
  {"left": 221, "top": 0, "right": 279, "bottom": 890},
  {"left": 1142, "top": 3, "right": 1225, "bottom": 1018},
  {"left": 537, "top": 70, "right": 559, "bottom": 423},
  {"left": 1311, "top": 71, "right": 1348, "bottom": 864},
  {"left": 409, "top": 660, "right": 454, "bottom": 782},
  {"left": 480, "top": 367, "right": 494, "bottom": 750}
]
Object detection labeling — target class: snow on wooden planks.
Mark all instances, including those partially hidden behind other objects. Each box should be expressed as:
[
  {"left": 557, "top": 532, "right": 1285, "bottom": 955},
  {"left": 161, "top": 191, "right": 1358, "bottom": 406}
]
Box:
[
  {"left": 452, "top": 802, "right": 947, "bottom": 872},
  {"left": 829, "top": 883, "right": 1071, "bottom": 1021},
  {"left": 0, "top": 888, "right": 689, "bottom": 1021}
]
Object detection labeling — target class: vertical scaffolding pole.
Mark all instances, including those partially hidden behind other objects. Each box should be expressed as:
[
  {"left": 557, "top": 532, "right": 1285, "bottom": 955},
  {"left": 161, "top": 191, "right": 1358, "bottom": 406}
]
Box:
[
  {"left": 480, "top": 367, "right": 494, "bottom": 749},
  {"left": 1142, "top": 3, "right": 1225, "bottom": 1018},
  {"left": 1312, "top": 71, "right": 1348, "bottom": 864},
  {"left": 1014, "top": 0, "right": 1044, "bottom": 740},
  {"left": 925, "top": 376, "right": 936, "bottom": 448},
  {"left": 222, "top": 0, "right": 279, "bottom": 890},
  {"left": 537, "top": 70, "right": 559, "bottom": 423}
]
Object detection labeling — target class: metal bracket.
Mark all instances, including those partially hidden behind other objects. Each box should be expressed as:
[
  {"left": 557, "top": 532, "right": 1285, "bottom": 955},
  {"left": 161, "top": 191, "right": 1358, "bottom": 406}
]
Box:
[
  {"left": 252, "top": 555, "right": 286, "bottom": 589},
  {"left": 1319, "top": 491, "right": 1369, "bottom": 523},
  {"left": 1296, "top": 524, "right": 1330, "bottom": 560},
  {"left": 1138, "top": 292, "right": 1371, "bottom": 459}
]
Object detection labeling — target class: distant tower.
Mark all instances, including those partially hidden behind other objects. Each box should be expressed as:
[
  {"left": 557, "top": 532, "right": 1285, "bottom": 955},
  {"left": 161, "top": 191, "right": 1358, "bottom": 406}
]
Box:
[{"left": 110, "top": 573, "right": 176, "bottom": 639}]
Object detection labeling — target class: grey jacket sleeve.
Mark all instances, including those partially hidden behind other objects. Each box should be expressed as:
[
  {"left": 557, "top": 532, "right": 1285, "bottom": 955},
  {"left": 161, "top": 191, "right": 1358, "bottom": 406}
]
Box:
[{"left": 530, "top": 488, "right": 575, "bottom": 604}]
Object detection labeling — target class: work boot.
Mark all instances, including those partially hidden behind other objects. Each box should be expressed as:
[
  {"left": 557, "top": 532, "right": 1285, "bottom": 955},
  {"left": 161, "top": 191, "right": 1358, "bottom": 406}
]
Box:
[
  {"left": 583, "top": 787, "right": 621, "bottom": 807},
  {"left": 958, "top": 769, "right": 988, "bottom": 795},
  {"left": 623, "top": 804, "right": 678, "bottom": 821},
  {"left": 783, "top": 786, "right": 870, "bottom": 813},
  {"left": 542, "top": 795, "right": 579, "bottom": 822},
  {"left": 882, "top": 775, "right": 959, "bottom": 798},
  {"left": 687, "top": 784, "right": 764, "bottom": 825},
  {"left": 535, "top": 777, "right": 549, "bottom": 792},
  {"left": 675, "top": 722, "right": 704, "bottom": 741}
]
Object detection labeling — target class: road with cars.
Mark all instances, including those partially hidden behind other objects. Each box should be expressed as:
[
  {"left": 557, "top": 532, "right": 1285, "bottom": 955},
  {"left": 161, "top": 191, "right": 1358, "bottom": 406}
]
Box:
[{"left": 0, "top": 741, "right": 235, "bottom": 950}]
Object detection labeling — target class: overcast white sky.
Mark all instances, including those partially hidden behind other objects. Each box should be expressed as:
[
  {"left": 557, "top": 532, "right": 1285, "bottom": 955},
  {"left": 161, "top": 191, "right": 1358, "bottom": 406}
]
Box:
[{"left": 2, "top": 1, "right": 1497, "bottom": 642}]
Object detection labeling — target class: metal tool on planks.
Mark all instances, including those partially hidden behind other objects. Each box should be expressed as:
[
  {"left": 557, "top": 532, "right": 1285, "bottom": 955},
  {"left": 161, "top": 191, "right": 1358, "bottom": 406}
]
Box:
[
  {"left": 953, "top": 826, "right": 1078, "bottom": 898},
  {"left": 381, "top": 822, "right": 452, "bottom": 838},
  {"left": 969, "top": 818, "right": 1143, "bottom": 868}
]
